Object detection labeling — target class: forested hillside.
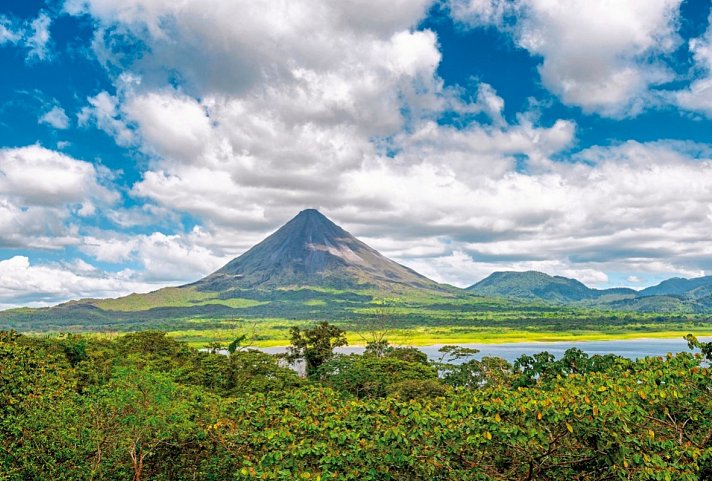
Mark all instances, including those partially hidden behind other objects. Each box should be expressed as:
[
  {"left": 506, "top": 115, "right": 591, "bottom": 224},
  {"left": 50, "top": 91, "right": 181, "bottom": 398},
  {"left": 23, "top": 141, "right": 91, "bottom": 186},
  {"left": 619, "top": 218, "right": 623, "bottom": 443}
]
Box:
[{"left": 2, "top": 328, "right": 711, "bottom": 480}]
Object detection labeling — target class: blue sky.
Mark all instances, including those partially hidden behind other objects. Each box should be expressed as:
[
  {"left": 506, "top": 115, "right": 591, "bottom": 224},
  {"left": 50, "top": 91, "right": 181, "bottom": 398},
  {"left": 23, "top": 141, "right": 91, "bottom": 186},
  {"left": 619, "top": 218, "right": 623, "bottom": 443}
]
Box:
[{"left": 2, "top": 0, "right": 712, "bottom": 307}]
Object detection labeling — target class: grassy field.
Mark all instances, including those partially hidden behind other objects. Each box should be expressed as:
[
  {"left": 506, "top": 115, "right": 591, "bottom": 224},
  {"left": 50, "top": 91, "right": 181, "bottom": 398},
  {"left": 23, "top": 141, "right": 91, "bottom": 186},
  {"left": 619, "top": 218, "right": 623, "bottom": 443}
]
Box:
[
  {"left": 159, "top": 319, "right": 712, "bottom": 348},
  {"left": 6, "top": 286, "right": 712, "bottom": 348},
  {"left": 79, "top": 287, "right": 267, "bottom": 311},
  {"left": 21, "top": 318, "right": 712, "bottom": 348}
]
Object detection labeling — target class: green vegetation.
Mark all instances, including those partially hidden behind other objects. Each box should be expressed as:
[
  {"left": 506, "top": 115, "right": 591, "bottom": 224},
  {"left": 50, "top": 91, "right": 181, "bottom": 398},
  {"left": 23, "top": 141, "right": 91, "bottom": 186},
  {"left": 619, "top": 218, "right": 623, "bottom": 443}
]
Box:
[
  {"left": 468, "top": 271, "right": 712, "bottom": 313},
  {"left": 88, "top": 286, "right": 266, "bottom": 311},
  {"left": 2, "top": 328, "right": 712, "bottom": 480},
  {"left": 4, "top": 287, "right": 712, "bottom": 346},
  {"left": 287, "top": 321, "right": 349, "bottom": 375},
  {"left": 467, "top": 270, "right": 634, "bottom": 302}
]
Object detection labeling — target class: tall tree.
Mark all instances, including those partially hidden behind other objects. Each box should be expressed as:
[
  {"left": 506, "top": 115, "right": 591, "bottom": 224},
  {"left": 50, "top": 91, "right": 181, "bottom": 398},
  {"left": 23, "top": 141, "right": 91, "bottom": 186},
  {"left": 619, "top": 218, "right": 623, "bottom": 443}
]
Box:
[{"left": 286, "top": 322, "right": 347, "bottom": 376}]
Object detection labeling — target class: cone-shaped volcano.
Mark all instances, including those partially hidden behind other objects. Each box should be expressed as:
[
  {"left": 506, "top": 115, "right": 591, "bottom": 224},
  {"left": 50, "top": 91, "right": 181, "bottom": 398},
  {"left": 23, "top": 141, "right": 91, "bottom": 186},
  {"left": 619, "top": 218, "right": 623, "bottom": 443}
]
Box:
[{"left": 191, "top": 209, "right": 444, "bottom": 292}]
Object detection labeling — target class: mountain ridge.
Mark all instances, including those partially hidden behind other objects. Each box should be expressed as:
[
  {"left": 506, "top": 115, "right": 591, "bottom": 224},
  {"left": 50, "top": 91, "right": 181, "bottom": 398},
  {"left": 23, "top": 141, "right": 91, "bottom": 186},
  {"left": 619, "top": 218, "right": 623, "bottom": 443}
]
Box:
[
  {"left": 467, "top": 270, "right": 712, "bottom": 312},
  {"left": 466, "top": 271, "right": 637, "bottom": 303},
  {"left": 638, "top": 275, "right": 712, "bottom": 299}
]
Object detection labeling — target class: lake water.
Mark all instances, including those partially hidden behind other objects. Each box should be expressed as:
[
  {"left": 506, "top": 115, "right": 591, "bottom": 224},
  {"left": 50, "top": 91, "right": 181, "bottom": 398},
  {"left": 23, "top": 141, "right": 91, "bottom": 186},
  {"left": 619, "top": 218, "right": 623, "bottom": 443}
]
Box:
[{"left": 261, "top": 337, "right": 712, "bottom": 363}]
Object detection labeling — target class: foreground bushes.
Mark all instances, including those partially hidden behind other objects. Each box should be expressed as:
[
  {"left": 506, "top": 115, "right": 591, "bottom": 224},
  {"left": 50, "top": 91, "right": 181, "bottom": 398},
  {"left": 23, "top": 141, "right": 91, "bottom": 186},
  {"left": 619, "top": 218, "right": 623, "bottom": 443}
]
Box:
[{"left": 1, "top": 331, "right": 711, "bottom": 480}]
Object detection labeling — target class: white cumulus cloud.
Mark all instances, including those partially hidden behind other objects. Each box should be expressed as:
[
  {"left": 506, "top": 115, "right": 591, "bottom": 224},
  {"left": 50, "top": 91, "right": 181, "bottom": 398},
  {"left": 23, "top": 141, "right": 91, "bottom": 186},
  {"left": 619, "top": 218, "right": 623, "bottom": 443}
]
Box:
[
  {"left": 0, "top": 256, "right": 158, "bottom": 309},
  {"left": 39, "top": 105, "right": 70, "bottom": 129},
  {"left": 450, "top": 0, "right": 683, "bottom": 117},
  {"left": 0, "top": 145, "right": 118, "bottom": 248},
  {"left": 676, "top": 13, "right": 712, "bottom": 116}
]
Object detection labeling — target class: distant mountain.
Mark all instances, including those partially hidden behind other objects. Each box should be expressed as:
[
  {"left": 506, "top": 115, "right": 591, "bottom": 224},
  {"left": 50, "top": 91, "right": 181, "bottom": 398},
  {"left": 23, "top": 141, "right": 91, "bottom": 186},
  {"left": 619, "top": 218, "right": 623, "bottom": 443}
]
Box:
[
  {"left": 191, "top": 209, "right": 446, "bottom": 293},
  {"left": 466, "top": 270, "right": 712, "bottom": 313},
  {"left": 602, "top": 295, "right": 699, "bottom": 313},
  {"left": 466, "top": 271, "right": 636, "bottom": 303},
  {"left": 638, "top": 276, "right": 712, "bottom": 299}
]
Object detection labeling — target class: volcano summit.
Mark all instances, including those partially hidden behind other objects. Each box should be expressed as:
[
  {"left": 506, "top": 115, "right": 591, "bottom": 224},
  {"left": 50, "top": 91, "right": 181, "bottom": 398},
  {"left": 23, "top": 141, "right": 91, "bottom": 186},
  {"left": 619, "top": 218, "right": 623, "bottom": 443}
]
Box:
[{"left": 192, "top": 209, "right": 444, "bottom": 293}]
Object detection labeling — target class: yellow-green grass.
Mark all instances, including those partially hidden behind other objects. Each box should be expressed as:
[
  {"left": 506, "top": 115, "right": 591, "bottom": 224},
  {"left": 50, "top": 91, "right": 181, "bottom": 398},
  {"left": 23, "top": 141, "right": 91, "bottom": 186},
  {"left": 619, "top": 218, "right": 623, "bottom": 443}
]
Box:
[
  {"left": 89, "top": 287, "right": 265, "bottom": 311},
  {"left": 375, "top": 327, "right": 712, "bottom": 346},
  {"left": 25, "top": 322, "right": 712, "bottom": 349},
  {"left": 304, "top": 300, "right": 327, "bottom": 306},
  {"left": 160, "top": 320, "right": 712, "bottom": 348}
]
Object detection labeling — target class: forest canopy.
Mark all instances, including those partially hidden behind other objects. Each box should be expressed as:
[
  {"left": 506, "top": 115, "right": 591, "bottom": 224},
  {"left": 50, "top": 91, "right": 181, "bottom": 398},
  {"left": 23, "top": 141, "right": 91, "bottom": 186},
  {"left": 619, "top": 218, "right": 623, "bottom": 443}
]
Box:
[{"left": 1, "top": 328, "right": 711, "bottom": 480}]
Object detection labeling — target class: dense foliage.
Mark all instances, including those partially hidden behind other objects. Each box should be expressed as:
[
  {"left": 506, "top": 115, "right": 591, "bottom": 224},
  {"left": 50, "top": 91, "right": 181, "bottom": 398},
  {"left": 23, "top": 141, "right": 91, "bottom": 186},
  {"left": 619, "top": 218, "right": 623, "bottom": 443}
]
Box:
[{"left": 1, "top": 329, "right": 711, "bottom": 480}]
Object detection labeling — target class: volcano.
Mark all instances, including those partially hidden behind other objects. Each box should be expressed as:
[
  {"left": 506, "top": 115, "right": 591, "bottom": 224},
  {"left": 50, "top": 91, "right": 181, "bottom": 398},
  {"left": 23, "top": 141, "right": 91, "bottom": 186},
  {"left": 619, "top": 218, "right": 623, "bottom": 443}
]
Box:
[
  {"left": 0, "top": 210, "right": 451, "bottom": 330},
  {"left": 191, "top": 209, "right": 444, "bottom": 293}
]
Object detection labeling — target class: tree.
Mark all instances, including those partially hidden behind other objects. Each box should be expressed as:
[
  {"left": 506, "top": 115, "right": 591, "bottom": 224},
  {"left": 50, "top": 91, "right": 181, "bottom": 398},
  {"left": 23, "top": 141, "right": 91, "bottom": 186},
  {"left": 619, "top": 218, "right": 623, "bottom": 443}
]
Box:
[
  {"left": 227, "top": 335, "right": 247, "bottom": 354},
  {"left": 88, "top": 367, "right": 210, "bottom": 481},
  {"left": 356, "top": 298, "right": 401, "bottom": 356},
  {"left": 513, "top": 351, "right": 558, "bottom": 387},
  {"left": 316, "top": 354, "right": 438, "bottom": 398},
  {"left": 223, "top": 350, "right": 303, "bottom": 394},
  {"left": 59, "top": 333, "right": 89, "bottom": 367},
  {"left": 385, "top": 378, "right": 448, "bottom": 400},
  {"left": 384, "top": 346, "right": 430, "bottom": 364},
  {"left": 227, "top": 321, "right": 259, "bottom": 354},
  {"left": 286, "top": 322, "right": 347, "bottom": 376},
  {"left": 436, "top": 345, "right": 514, "bottom": 389},
  {"left": 686, "top": 333, "right": 712, "bottom": 361}
]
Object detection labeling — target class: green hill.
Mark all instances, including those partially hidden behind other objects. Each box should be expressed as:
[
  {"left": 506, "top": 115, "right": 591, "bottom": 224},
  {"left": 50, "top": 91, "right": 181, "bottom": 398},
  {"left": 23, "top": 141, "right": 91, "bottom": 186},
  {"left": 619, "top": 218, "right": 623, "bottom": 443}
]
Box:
[
  {"left": 467, "top": 271, "right": 636, "bottom": 303},
  {"left": 638, "top": 275, "right": 712, "bottom": 299}
]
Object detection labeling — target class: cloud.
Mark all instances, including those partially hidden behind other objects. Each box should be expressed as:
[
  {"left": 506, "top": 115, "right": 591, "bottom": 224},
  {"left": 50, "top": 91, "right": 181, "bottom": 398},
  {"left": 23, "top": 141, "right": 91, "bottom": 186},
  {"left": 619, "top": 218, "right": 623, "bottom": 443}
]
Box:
[
  {"left": 81, "top": 229, "right": 232, "bottom": 282},
  {"left": 336, "top": 140, "right": 712, "bottom": 287},
  {"left": 0, "top": 145, "right": 116, "bottom": 206},
  {"left": 0, "top": 16, "right": 22, "bottom": 44},
  {"left": 65, "top": 0, "right": 435, "bottom": 96},
  {"left": 78, "top": 90, "right": 135, "bottom": 145},
  {"left": 448, "top": 0, "right": 513, "bottom": 26},
  {"left": 25, "top": 12, "right": 52, "bottom": 62},
  {"left": 123, "top": 85, "right": 573, "bottom": 230},
  {"left": 122, "top": 90, "right": 213, "bottom": 162},
  {"left": 65, "top": 0, "right": 453, "bottom": 233},
  {"left": 675, "top": 13, "right": 712, "bottom": 116},
  {"left": 0, "top": 256, "right": 159, "bottom": 309},
  {"left": 0, "top": 145, "right": 118, "bottom": 248},
  {"left": 0, "top": 12, "right": 53, "bottom": 62},
  {"left": 39, "top": 105, "right": 70, "bottom": 129},
  {"left": 450, "top": 0, "right": 683, "bottom": 117}
]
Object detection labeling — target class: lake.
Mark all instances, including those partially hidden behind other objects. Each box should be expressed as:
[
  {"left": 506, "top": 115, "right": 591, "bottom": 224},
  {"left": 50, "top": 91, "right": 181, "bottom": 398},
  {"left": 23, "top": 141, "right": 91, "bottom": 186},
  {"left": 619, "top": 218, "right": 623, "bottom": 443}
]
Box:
[{"left": 261, "top": 336, "right": 712, "bottom": 363}]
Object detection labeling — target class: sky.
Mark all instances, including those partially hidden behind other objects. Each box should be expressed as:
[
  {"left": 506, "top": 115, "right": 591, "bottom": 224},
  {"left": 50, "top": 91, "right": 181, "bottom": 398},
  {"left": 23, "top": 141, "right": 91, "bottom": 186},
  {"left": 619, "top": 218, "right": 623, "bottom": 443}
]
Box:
[{"left": 2, "top": 0, "right": 712, "bottom": 308}]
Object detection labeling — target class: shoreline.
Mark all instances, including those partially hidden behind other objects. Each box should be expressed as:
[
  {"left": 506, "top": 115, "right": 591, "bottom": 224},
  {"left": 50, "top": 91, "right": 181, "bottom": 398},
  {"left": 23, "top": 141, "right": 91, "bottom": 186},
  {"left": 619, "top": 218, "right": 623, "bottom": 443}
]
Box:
[
  {"left": 242, "top": 330, "right": 712, "bottom": 349},
  {"left": 18, "top": 327, "right": 712, "bottom": 348}
]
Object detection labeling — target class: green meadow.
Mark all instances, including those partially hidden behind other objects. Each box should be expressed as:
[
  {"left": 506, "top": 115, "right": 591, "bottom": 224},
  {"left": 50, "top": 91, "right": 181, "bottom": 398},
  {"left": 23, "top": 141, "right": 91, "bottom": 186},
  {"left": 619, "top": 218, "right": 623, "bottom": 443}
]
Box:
[{"left": 7, "top": 287, "right": 710, "bottom": 348}]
